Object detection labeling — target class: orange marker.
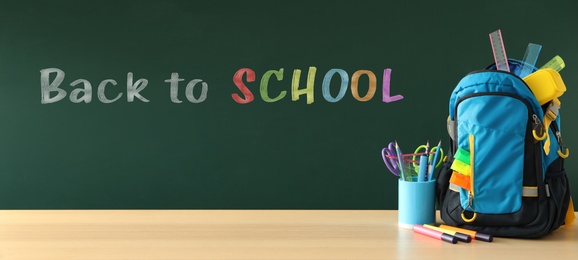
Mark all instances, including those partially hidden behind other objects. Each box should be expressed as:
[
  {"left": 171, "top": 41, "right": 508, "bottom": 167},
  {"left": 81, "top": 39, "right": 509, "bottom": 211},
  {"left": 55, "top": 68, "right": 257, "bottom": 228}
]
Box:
[{"left": 439, "top": 224, "right": 493, "bottom": 242}]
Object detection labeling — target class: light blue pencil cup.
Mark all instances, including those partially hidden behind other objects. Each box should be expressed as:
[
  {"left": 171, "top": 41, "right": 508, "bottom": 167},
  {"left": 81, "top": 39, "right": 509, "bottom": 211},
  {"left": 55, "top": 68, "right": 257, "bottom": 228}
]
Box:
[{"left": 398, "top": 178, "right": 436, "bottom": 229}]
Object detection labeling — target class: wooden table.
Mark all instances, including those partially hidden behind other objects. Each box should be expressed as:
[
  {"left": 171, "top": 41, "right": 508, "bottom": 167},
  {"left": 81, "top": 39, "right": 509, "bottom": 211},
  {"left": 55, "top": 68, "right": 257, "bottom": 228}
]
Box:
[{"left": 0, "top": 210, "right": 576, "bottom": 259}]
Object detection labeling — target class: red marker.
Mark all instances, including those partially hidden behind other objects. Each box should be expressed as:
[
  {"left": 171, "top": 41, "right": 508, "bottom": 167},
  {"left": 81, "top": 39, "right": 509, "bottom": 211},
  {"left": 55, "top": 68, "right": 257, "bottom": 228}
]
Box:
[{"left": 413, "top": 224, "right": 458, "bottom": 244}]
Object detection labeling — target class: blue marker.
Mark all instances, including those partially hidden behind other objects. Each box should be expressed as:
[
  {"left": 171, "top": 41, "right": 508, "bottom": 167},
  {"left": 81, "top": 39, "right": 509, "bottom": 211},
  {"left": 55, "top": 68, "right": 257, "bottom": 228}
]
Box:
[
  {"left": 418, "top": 153, "right": 428, "bottom": 182},
  {"left": 428, "top": 140, "right": 442, "bottom": 181}
]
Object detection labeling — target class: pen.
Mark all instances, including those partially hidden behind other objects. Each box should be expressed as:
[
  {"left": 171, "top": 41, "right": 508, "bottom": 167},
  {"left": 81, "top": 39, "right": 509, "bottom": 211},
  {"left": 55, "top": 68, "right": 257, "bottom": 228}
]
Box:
[
  {"left": 428, "top": 140, "right": 442, "bottom": 181},
  {"left": 413, "top": 224, "right": 458, "bottom": 244},
  {"left": 423, "top": 224, "right": 471, "bottom": 243},
  {"left": 439, "top": 224, "right": 493, "bottom": 242}
]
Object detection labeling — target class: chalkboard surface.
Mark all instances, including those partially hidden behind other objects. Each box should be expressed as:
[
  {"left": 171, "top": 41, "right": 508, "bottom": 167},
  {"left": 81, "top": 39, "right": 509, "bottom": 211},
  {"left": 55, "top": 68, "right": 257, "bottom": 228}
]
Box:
[{"left": 1, "top": 0, "right": 577, "bottom": 209}]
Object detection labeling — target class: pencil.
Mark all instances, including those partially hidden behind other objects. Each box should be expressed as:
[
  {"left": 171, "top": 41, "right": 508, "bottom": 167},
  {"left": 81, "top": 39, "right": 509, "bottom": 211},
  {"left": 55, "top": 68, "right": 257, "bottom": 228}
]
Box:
[{"left": 395, "top": 141, "right": 407, "bottom": 181}]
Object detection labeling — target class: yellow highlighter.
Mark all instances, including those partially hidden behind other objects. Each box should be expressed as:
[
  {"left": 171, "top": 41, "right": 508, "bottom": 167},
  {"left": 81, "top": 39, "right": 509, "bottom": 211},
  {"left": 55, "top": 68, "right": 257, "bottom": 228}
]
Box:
[
  {"left": 523, "top": 68, "right": 566, "bottom": 105},
  {"left": 423, "top": 224, "right": 472, "bottom": 243}
]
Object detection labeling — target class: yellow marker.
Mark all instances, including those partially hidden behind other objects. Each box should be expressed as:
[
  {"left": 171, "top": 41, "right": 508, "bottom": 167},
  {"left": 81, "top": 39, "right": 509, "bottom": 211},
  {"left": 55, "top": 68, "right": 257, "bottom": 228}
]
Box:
[
  {"left": 540, "top": 55, "right": 565, "bottom": 72},
  {"left": 423, "top": 224, "right": 472, "bottom": 243}
]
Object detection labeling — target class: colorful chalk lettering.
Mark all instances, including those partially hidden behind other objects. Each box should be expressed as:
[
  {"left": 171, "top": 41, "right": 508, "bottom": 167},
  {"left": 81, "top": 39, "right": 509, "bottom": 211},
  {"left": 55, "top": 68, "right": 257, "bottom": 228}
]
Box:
[{"left": 231, "top": 67, "right": 404, "bottom": 104}]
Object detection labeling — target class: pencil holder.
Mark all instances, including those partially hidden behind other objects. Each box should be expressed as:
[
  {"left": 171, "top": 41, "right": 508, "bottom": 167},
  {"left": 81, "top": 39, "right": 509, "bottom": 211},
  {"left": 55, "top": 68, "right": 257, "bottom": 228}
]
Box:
[{"left": 398, "top": 178, "right": 436, "bottom": 229}]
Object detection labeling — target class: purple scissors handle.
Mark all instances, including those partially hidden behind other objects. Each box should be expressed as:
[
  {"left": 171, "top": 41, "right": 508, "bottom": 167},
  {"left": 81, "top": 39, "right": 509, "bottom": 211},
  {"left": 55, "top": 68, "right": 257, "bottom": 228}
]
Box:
[{"left": 382, "top": 142, "right": 402, "bottom": 176}]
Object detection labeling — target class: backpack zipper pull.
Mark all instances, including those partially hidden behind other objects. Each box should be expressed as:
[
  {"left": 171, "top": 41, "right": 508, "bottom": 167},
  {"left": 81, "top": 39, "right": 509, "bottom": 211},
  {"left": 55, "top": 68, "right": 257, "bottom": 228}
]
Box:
[
  {"left": 461, "top": 192, "right": 477, "bottom": 223},
  {"left": 555, "top": 131, "right": 570, "bottom": 158},
  {"left": 532, "top": 114, "right": 547, "bottom": 141}
]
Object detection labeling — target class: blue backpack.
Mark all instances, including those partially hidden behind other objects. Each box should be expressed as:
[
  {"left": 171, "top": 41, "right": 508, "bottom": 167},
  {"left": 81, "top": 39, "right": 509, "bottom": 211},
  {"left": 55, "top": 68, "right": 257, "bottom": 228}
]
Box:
[{"left": 436, "top": 59, "right": 573, "bottom": 238}]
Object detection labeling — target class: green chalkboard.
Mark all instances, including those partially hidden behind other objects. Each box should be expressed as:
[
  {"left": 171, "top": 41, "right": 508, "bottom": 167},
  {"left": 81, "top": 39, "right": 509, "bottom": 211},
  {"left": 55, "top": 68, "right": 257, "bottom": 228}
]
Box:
[{"left": 1, "top": 0, "right": 577, "bottom": 209}]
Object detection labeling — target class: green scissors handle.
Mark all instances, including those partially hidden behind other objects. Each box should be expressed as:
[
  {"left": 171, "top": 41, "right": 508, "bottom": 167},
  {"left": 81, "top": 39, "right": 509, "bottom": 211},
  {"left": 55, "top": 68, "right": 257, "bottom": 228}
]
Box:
[{"left": 412, "top": 145, "right": 444, "bottom": 171}]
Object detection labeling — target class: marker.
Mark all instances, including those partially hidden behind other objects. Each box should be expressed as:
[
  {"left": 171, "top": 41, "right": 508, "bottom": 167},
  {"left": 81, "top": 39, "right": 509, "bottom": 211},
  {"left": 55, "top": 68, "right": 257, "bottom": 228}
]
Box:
[
  {"left": 423, "top": 141, "right": 430, "bottom": 181},
  {"left": 413, "top": 224, "right": 458, "bottom": 244},
  {"left": 423, "top": 224, "right": 471, "bottom": 243},
  {"left": 417, "top": 153, "right": 428, "bottom": 182},
  {"left": 439, "top": 224, "right": 493, "bottom": 242},
  {"left": 428, "top": 140, "right": 441, "bottom": 181}
]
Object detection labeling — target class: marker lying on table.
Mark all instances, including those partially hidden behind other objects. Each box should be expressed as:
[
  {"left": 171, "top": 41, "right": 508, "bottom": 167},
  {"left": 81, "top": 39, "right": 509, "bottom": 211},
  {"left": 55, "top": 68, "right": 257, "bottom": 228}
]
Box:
[
  {"left": 423, "top": 224, "right": 471, "bottom": 243},
  {"left": 439, "top": 224, "right": 493, "bottom": 242},
  {"left": 413, "top": 225, "right": 458, "bottom": 244}
]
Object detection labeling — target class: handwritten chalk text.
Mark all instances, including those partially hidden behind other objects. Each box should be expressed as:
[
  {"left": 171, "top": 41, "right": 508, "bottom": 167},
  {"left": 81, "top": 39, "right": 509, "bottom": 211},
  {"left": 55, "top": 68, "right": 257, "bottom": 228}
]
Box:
[
  {"left": 39, "top": 67, "right": 404, "bottom": 104},
  {"left": 232, "top": 67, "right": 403, "bottom": 104}
]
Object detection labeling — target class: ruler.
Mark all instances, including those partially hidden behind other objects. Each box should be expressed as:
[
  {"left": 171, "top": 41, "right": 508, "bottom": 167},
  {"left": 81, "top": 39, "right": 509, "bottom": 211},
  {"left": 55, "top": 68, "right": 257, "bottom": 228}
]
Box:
[
  {"left": 540, "top": 55, "right": 565, "bottom": 72},
  {"left": 489, "top": 29, "right": 510, "bottom": 72},
  {"left": 519, "top": 43, "right": 542, "bottom": 77}
]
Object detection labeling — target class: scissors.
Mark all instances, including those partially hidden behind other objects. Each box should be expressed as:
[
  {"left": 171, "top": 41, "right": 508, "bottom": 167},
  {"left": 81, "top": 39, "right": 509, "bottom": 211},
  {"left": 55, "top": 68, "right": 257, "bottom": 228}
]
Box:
[
  {"left": 411, "top": 144, "right": 444, "bottom": 173},
  {"left": 381, "top": 142, "right": 406, "bottom": 178}
]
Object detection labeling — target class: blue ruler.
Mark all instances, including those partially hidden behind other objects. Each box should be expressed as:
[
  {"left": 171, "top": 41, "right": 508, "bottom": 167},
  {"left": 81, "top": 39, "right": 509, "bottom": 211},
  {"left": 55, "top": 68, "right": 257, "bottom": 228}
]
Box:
[{"left": 519, "top": 43, "right": 542, "bottom": 77}]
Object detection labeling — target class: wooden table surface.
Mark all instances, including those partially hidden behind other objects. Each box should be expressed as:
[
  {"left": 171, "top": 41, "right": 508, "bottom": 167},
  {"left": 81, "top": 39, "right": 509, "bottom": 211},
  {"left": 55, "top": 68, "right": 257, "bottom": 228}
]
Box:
[{"left": 0, "top": 210, "right": 576, "bottom": 259}]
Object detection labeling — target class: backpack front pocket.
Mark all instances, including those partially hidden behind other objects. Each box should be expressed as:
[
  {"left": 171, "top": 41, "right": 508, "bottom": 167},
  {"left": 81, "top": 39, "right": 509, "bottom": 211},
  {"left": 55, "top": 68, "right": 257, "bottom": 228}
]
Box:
[{"left": 456, "top": 94, "right": 529, "bottom": 214}]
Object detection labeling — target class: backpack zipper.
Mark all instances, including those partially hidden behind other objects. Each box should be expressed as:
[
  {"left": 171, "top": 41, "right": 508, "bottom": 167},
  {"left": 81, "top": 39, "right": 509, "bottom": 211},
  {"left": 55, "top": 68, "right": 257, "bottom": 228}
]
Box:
[{"left": 461, "top": 134, "right": 477, "bottom": 222}]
